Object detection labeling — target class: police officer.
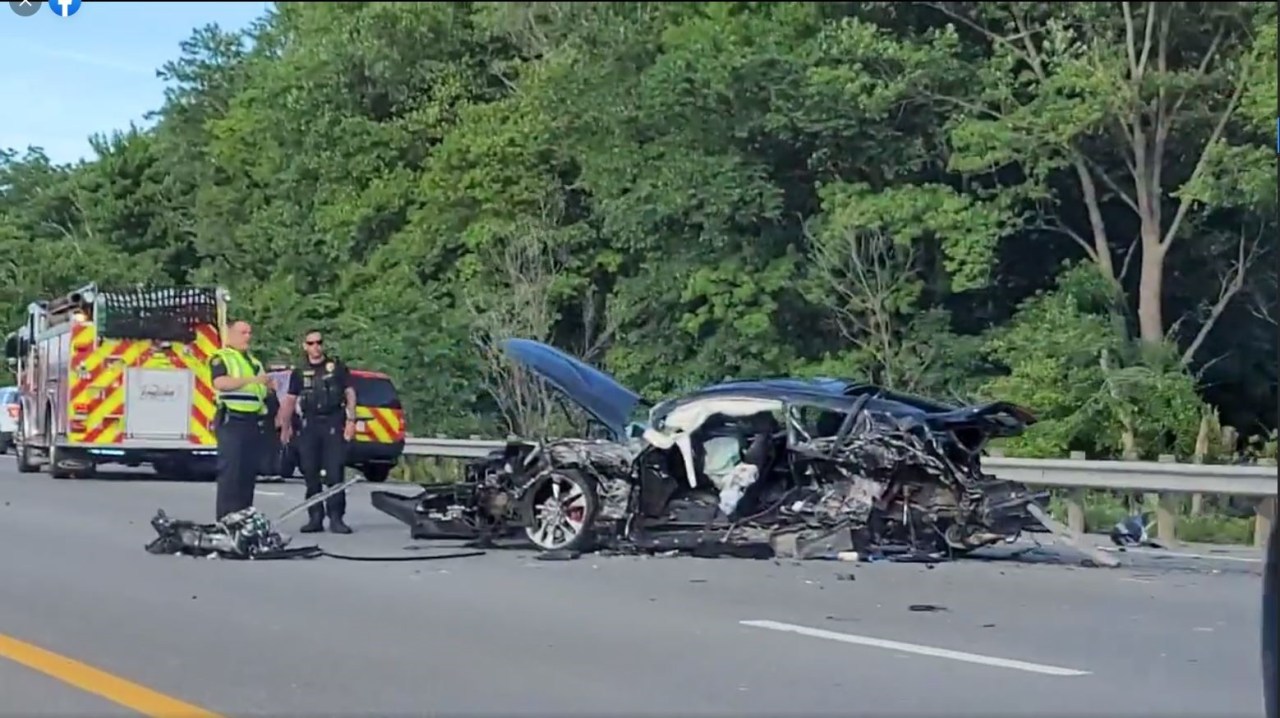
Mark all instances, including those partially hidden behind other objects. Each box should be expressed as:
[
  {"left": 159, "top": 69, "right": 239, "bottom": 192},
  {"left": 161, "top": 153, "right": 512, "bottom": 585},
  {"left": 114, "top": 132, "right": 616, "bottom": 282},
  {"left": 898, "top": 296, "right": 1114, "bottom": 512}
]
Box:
[
  {"left": 209, "top": 320, "right": 272, "bottom": 521},
  {"left": 278, "top": 330, "right": 356, "bottom": 534}
]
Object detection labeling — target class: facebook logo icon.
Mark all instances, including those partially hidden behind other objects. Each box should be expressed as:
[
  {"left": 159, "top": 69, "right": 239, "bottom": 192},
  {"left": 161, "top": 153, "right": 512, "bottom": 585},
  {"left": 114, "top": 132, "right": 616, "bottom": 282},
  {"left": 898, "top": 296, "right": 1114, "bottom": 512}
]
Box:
[{"left": 47, "top": 0, "right": 80, "bottom": 17}]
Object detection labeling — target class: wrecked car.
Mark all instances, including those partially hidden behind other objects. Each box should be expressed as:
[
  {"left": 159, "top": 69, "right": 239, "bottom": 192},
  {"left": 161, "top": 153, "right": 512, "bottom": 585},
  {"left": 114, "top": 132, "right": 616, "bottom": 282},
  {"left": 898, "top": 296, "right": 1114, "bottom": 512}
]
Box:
[{"left": 372, "top": 338, "right": 1052, "bottom": 559}]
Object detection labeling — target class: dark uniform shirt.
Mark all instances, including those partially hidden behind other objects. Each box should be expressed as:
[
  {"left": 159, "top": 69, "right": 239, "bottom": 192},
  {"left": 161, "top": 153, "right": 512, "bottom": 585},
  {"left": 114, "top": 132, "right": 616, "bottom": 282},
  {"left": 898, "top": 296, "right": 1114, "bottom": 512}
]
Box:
[{"left": 287, "top": 357, "right": 351, "bottom": 418}]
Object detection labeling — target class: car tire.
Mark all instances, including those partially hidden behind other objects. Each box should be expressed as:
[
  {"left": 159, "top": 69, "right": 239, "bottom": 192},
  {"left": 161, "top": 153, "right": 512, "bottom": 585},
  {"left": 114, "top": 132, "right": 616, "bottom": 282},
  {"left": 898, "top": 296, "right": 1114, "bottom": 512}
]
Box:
[
  {"left": 360, "top": 463, "right": 391, "bottom": 483},
  {"left": 522, "top": 469, "right": 599, "bottom": 553}
]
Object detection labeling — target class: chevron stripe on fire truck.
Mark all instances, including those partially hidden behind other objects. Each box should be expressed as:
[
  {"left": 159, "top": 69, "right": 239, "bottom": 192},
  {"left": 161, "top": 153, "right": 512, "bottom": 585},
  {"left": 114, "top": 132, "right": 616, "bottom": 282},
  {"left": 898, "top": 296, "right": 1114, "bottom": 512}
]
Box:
[
  {"left": 67, "top": 322, "right": 222, "bottom": 445},
  {"left": 353, "top": 406, "right": 405, "bottom": 444}
]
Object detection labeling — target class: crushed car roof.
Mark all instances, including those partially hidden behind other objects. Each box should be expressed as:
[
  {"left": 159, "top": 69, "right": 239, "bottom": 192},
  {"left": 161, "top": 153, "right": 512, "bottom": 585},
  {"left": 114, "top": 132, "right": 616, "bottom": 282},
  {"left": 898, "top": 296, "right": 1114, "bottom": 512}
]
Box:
[{"left": 650, "top": 378, "right": 962, "bottom": 421}]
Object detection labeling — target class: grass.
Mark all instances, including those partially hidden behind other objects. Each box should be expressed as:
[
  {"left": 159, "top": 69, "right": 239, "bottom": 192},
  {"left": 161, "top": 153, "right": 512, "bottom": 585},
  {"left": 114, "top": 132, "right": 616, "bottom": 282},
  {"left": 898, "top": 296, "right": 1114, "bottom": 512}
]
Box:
[
  {"left": 1044, "top": 489, "right": 1260, "bottom": 545},
  {"left": 389, "top": 456, "right": 468, "bottom": 485}
]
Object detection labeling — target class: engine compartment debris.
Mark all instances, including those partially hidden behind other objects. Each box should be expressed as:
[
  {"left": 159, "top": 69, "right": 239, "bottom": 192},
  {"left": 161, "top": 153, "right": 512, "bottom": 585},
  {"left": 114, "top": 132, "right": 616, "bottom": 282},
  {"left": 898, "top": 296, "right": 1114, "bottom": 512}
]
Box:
[{"left": 145, "top": 507, "right": 313, "bottom": 560}]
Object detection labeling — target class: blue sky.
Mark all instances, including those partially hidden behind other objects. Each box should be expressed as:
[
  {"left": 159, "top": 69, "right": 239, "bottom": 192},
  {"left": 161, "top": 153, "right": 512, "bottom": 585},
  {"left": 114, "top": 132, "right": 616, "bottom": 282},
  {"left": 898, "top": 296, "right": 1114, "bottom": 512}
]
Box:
[{"left": 1, "top": 1, "right": 273, "bottom": 165}]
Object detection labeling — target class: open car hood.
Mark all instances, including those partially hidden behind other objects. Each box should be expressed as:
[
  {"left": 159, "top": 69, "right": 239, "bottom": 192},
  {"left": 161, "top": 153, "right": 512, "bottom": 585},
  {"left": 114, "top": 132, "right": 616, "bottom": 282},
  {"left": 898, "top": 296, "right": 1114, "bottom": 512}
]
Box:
[{"left": 500, "top": 338, "right": 642, "bottom": 439}]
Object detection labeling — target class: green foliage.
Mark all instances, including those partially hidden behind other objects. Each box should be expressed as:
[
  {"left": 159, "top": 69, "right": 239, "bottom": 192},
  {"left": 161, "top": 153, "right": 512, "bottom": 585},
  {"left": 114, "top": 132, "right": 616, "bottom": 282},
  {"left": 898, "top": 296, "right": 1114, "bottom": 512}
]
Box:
[
  {"left": 0, "top": 1, "right": 1273, "bottom": 460},
  {"left": 982, "top": 264, "right": 1206, "bottom": 459}
]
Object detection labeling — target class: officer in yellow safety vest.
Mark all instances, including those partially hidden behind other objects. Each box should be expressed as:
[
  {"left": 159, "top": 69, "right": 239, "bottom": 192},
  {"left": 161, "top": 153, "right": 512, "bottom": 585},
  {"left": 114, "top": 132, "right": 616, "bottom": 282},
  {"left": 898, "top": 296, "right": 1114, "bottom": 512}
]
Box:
[{"left": 208, "top": 320, "right": 274, "bottom": 520}]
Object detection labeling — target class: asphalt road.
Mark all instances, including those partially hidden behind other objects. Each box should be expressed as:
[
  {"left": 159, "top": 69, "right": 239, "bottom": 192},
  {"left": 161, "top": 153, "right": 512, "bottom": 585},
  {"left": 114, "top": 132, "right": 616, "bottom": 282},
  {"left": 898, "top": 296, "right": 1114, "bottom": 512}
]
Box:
[{"left": 0, "top": 458, "right": 1269, "bottom": 717}]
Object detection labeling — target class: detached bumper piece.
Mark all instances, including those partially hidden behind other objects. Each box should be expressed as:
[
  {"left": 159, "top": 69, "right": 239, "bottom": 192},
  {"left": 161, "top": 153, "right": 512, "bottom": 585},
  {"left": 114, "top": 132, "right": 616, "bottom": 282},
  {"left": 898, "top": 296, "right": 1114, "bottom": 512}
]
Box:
[{"left": 370, "top": 489, "right": 486, "bottom": 540}]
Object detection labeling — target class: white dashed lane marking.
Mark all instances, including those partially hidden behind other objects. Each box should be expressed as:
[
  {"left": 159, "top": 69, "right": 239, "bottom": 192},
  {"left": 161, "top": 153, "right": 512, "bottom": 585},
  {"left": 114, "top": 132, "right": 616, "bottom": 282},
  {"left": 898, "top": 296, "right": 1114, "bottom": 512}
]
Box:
[{"left": 739, "top": 620, "right": 1092, "bottom": 677}]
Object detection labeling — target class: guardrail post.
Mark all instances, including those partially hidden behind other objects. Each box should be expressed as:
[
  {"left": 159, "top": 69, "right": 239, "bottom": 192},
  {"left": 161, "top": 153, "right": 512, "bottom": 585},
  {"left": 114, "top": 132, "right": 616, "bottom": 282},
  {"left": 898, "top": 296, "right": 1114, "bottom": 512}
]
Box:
[
  {"left": 1190, "top": 441, "right": 1205, "bottom": 516},
  {"left": 1065, "top": 451, "right": 1087, "bottom": 533},
  {"left": 1256, "top": 459, "right": 1277, "bottom": 548},
  {"left": 431, "top": 433, "right": 447, "bottom": 482},
  {"left": 1147, "top": 454, "right": 1180, "bottom": 544},
  {"left": 1256, "top": 497, "right": 1276, "bottom": 549}
]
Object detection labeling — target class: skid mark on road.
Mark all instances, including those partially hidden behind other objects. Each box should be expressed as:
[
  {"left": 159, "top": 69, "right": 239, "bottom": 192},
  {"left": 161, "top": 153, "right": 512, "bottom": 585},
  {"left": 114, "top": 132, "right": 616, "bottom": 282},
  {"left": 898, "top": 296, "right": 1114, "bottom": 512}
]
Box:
[
  {"left": 740, "top": 620, "right": 1091, "bottom": 677},
  {"left": 0, "top": 633, "right": 225, "bottom": 718}
]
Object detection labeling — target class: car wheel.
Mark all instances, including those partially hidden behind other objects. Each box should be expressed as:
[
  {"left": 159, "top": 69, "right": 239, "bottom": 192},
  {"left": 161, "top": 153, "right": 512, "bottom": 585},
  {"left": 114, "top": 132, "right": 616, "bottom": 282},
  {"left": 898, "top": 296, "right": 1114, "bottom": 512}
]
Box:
[
  {"left": 360, "top": 463, "right": 391, "bottom": 483},
  {"left": 523, "top": 469, "right": 598, "bottom": 553}
]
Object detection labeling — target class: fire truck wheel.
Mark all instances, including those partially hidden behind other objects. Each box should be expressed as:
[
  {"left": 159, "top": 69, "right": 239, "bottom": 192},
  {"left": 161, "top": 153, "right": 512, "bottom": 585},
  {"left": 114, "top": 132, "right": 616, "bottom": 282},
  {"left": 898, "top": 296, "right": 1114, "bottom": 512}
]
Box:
[
  {"left": 14, "top": 411, "right": 39, "bottom": 473},
  {"left": 16, "top": 441, "right": 39, "bottom": 473},
  {"left": 47, "top": 452, "right": 75, "bottom": 479},
  {"left": 45, "top": 418, "right": 93, "bottom": 480}
]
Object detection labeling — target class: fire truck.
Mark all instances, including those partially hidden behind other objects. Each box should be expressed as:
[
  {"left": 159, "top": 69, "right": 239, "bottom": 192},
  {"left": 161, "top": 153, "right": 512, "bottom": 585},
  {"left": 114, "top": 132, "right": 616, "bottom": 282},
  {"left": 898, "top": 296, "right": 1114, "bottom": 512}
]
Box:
[{"left": 3, "top": 284, "right": 230, "bottom": 479}]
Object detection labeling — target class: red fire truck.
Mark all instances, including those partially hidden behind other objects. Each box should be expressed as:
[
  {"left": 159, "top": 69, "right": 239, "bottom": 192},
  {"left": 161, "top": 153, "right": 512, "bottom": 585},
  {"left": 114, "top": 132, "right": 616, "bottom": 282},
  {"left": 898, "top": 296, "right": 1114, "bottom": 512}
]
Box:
[{"left": 3, "top": 283, "right": 230, "bottom": 479}]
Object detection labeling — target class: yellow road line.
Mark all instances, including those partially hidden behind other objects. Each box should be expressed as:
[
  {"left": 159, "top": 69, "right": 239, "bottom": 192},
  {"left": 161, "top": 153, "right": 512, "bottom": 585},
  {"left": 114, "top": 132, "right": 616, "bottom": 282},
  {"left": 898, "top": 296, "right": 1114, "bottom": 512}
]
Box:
[{"left": 0, "top": 633, "right": 225, "bottom": 718}]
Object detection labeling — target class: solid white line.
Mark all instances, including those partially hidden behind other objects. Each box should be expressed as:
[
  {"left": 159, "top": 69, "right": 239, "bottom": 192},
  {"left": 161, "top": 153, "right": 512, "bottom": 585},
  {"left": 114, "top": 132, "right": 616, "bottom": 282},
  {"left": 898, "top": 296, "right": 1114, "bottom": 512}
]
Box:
[
  {"left": 255, "top": 490, "right": 285, "bottom": 497},
  {"left": 739, "top": 620, "right": 1091, "bottom": 677},
  {"left": 1098, "top": 546, "right": 1261, "bottom": 563}
]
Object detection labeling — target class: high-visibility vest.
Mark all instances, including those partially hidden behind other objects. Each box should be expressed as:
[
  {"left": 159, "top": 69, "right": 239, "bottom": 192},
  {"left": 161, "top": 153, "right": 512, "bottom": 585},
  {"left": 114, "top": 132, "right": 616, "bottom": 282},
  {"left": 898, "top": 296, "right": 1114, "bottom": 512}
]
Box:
[{"left": 213, "top": 347, "right": 267, "bottom": 415}]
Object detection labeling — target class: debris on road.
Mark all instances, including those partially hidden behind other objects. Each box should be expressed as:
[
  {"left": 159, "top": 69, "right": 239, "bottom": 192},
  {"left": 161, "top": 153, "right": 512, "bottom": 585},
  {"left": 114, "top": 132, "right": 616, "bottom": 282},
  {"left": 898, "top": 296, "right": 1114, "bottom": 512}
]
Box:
[
  {"left": 908, "top": 604, "right": 948, "bottom": 613},
  {"left": 1110, "top": 513, "right": 1166, "bottom": 549},
  {"left": 144, "top": 508, "right": 488, "bottom": 562},
  {"left": 536, "top": 549, "right": 581, "bottom": 561},
  {"left": 1025, "top": 503, "right": 1121, "bottom": 568},
  {"left": 144, "top": 483, "right": 488, "bottom": 563},
  {"left": 145, "top": 507, "right": 314, "bottom": 560}
]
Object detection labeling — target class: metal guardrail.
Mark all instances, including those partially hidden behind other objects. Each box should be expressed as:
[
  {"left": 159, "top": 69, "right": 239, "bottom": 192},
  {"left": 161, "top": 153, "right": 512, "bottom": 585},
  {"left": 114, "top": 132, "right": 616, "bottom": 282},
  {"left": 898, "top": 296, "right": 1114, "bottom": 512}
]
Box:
[
  {"left": 404, "top": 437, "right": 505, "bottom": 459},
  {"left": 404, "top": 437, "right": 1276, "bottom": 494},
  {"left": 403, "top": 436, "right": 1278, "bottom": 545},
  {"left": 983, "top": 457, "right": 1276, "bottom": 497}
]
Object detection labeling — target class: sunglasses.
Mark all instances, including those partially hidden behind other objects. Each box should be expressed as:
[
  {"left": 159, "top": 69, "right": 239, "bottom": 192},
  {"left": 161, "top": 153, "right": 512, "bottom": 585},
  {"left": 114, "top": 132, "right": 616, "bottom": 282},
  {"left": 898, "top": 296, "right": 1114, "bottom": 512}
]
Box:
[{"left": 305, "top": 339, "right": 323, "bottom": 346}]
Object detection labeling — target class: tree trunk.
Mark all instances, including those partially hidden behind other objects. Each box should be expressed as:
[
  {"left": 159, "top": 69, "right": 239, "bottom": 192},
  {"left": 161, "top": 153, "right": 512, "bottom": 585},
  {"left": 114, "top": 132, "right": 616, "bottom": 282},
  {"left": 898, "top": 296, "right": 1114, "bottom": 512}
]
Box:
[{"left": 1137, "top": 236, "right": 1166, "bottom": 345}]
